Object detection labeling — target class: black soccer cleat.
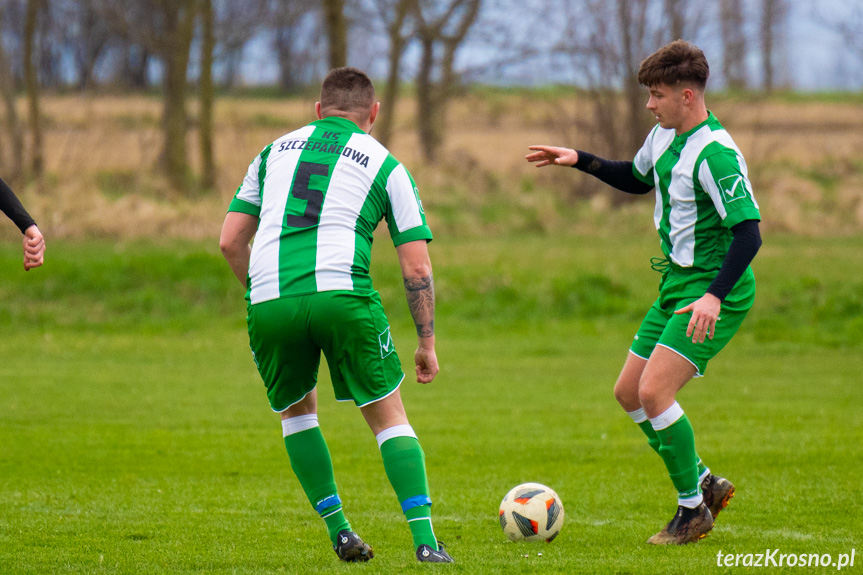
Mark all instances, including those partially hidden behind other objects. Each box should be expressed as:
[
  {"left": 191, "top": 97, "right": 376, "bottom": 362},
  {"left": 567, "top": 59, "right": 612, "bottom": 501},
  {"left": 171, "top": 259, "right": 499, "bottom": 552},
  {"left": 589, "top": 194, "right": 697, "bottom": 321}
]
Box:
[
  {"left": 701, "top": 473, "right": 735, "bottom": 519},
  {"left": 646, "top": 503, "right": 714, "bottom": 545},
  {"left": 416, "top": 541, "right": 454, "bottom": 563},
  {"left": 333, "top": 530, "right": 374, "bottom": 562}
]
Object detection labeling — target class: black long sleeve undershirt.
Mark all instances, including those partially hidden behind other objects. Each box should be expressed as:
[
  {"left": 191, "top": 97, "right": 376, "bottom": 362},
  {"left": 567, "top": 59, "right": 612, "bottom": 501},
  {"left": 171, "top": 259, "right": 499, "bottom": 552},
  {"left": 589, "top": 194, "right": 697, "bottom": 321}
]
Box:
[
  {"left": 573, "top": 151, "right": 653, "bottom": 195},
  {"left": 706, "top": 219, "right": 762, "bottom": 301},
  {"left": 571, "top": 151, "right": 761, "bottom": 301},
  {"left": 0, "top": 177, "right": 36, "bottom": 233}
]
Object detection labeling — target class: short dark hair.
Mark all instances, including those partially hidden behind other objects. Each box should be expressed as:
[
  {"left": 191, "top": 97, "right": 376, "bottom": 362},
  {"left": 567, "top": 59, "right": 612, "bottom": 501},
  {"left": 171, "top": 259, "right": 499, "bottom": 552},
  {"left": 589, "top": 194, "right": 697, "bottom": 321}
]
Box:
[
  {"left": 320, "top": 67, "right": 376, "bottom": 116},
  {"left": 637, "top": 40, "right": 709, "bottom": 89}
]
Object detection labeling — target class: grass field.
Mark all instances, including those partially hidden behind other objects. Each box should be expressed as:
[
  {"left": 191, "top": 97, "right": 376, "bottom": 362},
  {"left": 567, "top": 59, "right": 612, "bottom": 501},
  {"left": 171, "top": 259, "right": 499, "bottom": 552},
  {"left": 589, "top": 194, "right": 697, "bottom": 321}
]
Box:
[{"left": 1, "top": 231, "right": 861, "bottom": 573}]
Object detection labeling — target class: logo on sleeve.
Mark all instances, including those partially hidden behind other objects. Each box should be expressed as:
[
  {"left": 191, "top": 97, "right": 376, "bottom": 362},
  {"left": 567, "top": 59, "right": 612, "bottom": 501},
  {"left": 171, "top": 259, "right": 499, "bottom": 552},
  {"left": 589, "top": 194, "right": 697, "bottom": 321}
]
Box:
[
  {"left": 718, "top": 174, "right": 747, "bottom": 202},
  {"left": 413, "top": 186, "right": 425, "bottom": 214},
  {"left": 378, "top": 326, "right": 395, "bottom": 359}
]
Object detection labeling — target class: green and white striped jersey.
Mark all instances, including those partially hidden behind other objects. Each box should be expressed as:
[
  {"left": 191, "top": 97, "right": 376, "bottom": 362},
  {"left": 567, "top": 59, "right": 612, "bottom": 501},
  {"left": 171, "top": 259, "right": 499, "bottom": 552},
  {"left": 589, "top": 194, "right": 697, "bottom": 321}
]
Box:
[
  {"left": 633, "top": 112, "right": 760, "bottom": 272},
  {"left": 228, "top": 116, "right": 432, "bottom": 304}
]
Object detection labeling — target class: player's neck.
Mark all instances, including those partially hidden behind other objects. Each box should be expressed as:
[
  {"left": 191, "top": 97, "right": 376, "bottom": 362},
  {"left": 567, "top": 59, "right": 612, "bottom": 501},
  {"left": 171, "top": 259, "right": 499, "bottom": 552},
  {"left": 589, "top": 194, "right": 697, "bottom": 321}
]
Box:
[{"left": 675, "top": 106, "right": 709, "bottom": 136}]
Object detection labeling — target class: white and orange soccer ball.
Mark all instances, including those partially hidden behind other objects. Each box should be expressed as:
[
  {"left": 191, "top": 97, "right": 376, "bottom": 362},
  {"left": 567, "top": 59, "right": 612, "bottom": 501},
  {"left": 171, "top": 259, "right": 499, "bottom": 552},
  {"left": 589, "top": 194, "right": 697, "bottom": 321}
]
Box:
[{"left": 498, "top": 482, "right": 564, "bottom": 542}]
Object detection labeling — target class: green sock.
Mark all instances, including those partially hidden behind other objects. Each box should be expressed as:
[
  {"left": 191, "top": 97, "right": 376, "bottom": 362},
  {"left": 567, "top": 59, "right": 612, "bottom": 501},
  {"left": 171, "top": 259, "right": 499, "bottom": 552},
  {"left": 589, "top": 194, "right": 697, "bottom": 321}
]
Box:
[
  {"left": 380, "top": 435, "right": 438, "bottom": 550},
  {"left": 654, "top": 414, "right": 700, "bottom": 501},
  {"left": 284, "top": 426, "right": 351, "bottom": 545},
  {"left": 637, "top": 419, "right": 662, "bottom": 454},
  {"left": 638, "top": 419, "right": 707, "bottom": 480}
]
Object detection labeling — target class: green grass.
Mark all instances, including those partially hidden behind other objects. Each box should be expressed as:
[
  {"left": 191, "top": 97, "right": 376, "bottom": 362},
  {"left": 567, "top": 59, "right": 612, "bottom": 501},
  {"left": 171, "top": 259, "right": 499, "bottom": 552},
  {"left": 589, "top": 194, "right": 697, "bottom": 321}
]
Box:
[{"left": 0, "top": 232, "right": 861, "bottom": 573}]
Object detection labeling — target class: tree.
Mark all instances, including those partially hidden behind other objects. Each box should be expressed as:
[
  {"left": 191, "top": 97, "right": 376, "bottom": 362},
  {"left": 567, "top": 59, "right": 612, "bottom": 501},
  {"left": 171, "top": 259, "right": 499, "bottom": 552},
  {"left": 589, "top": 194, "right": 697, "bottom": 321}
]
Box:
[
  {"left": 95, "top": 0, "right": 198, "bottom": 191},
  {"left": 657, "top": 0, "right": 709, "bottom": 45},
  {"left": 617, "top": 0, "right": 651, "bottom": 159},
  {"left": 813, "top": 2, "right": 863, "bottom": 89},
  {"left": 664, "top": 0, "right": 685, "bottom": 41},
  {"left": 270, "top": 0, "right": 319, "bottom": 92},
  {"left": 0, "top": 4, "right": 25, "bottom": 184},
  {"left": 548, "top": 0, "right": 677, "bottom": 202},
  {"left": 556, "top": 0, "right": 654, "bottom": 162},
  {"left": 323, "top": 0, "right": 347, "bottom": 69},
  {"left": 199, "top": 0, "right": 215, "bottom": 190},
  {"left": 760, "top": 0, "right": 786, "bottom": 92},
  {"left": 71, "top": 0, "right": 113, "bottom": 90},
  {"left": 160, "top": 1, "right": 197, "bottom": 191},
  {"left": 413, "top": 0, "right": 482, "bottom": 163},
  {"left": 721, "top": 0, "right": 747, "bottom": 90},
  {"left": 368, "top": 0, "right": 413, "bottom": 147},
  {"left": 114, "top": 40, "right": 153, "bottom": 90},
  {"left": 24, "top": 0, "right": 44, "bottom": 185},
  {"left": 35, "top": 0, "right": 62, "bottom": 88},
  {"left": 212, "top": 0, "right": 268, "bottom": 90}
]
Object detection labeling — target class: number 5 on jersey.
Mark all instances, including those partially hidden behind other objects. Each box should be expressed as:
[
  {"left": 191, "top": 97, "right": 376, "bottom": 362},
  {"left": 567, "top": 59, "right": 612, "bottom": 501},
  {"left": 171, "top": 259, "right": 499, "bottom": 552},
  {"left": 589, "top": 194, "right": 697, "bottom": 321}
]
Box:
[{"left": 286, "top": 161, "right": 329, "bottom": 228}]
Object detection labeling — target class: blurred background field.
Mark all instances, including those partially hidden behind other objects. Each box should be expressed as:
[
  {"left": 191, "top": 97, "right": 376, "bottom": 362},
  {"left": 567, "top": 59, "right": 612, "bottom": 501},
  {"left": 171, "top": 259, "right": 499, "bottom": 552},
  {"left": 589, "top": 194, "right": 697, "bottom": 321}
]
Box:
[{"left": 6, "top": 90, "right": 863, "bottom": 241}]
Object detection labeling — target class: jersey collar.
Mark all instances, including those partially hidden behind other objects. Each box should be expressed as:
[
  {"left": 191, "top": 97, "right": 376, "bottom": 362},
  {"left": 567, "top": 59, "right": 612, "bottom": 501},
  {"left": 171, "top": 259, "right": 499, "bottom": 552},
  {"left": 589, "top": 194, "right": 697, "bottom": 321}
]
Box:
[
  {"left": 674, "top": 111, "right": 717, "bottom": 142},
  {"left": 309, "top": 115, "right": 366, "bottom": 134}
]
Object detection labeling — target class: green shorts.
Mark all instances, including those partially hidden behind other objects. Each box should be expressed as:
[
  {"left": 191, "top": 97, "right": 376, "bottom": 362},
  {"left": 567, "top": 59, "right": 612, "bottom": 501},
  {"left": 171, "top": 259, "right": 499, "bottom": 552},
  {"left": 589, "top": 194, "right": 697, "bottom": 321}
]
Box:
[
  {"left": 246, "top": 290, "right": 405, "bottom": 411},
  {"left": 630, "top": 266, "right": 756, "bottom": 375}
]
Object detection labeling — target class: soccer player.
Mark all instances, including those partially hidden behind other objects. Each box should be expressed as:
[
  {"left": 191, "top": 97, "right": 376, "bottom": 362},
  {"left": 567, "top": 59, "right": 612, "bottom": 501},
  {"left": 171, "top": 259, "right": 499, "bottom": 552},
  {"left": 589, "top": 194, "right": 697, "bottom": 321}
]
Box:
[
  {"left": 1, "top": 177, "right": 45, "bottom": 271},
  {"left": 526, "top": 40, "right": 761, "bottom": 545},
  {"left": 219, "top": 67, "right": 453, "bottom": 563}
]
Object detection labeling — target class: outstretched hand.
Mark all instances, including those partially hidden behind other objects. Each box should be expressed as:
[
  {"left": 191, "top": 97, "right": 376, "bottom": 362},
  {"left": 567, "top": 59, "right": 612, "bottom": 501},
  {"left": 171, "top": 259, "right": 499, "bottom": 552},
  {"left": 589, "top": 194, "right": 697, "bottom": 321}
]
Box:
[
  {"left": 414, "top": 345, "right": 439, "bottom": 384},
  {"left": 525, "top": 145, "right": 579, "bottom": 167},
  {"left": 23, "top": 225, "right": 45, "bottom": 271},
  {"left": 675, "top": 294, "right": 721, "bottom": 343}
]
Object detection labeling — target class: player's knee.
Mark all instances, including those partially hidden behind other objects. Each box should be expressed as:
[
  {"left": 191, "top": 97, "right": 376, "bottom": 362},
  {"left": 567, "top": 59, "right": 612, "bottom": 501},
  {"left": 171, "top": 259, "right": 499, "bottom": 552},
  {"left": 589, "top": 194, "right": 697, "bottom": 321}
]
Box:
[
  {"left": 637, "top": 381, "right": 663, "bottom": 412},
  {"left": 613, "top": 381, "right": 637, "bottom": 408}
]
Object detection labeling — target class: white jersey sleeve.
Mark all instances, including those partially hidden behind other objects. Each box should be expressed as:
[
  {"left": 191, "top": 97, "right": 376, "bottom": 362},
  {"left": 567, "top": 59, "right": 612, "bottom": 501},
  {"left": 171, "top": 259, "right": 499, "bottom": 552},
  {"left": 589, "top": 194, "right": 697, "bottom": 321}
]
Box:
[
  {"left": 384, "top": 162, "right": 431, "bottom": 246},
  {"left": 632, "top": 126, "right": 659, "bottom": 185},
  {"left": 228, "top": 148, "right": 268, "bottom": 215}
]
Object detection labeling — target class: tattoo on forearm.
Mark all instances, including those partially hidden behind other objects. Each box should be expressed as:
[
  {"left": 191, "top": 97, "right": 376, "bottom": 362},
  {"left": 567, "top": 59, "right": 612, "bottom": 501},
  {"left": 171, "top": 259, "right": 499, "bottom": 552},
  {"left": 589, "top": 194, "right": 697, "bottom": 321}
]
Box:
[{"left": 404, "top": 274, "right": 435, "bottom": 337}]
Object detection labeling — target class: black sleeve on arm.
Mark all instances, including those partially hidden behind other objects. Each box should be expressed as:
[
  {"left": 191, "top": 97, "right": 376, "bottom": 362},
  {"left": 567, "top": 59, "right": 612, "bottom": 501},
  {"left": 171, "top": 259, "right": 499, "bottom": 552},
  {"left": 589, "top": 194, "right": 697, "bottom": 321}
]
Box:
[
  {"left": 706, "top": 219, "right": 762, "bottom": 301},
  {"left": 0, "top": 177, "right": 36, "bottom": 233},
  {"left": 572, "top": 151, "right": 653, "bottom": 195}
]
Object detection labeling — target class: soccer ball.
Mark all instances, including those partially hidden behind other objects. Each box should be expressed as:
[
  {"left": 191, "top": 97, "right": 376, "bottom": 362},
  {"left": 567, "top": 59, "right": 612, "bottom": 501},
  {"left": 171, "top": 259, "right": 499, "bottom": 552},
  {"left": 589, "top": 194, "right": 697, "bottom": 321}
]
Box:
[{"left": 498, "top": 482, "right": 564, "bottom": 542}]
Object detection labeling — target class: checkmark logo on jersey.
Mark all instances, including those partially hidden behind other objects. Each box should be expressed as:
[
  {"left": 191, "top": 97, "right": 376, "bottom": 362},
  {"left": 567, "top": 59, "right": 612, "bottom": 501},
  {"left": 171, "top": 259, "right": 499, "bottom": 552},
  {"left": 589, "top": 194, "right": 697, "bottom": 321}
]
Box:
[
  {"left": 379, "top": 326, "right": 395, "bottom": 359},
  {"left": 718, "top": 174, "right": 747, "bottom": 202}
]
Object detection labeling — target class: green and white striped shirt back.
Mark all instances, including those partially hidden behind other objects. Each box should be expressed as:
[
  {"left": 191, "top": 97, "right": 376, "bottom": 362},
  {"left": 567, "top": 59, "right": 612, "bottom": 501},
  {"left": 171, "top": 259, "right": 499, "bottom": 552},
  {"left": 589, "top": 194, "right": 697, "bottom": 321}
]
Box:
[{"left": 229, "top": 116, "right": 432, "bottom": 304}]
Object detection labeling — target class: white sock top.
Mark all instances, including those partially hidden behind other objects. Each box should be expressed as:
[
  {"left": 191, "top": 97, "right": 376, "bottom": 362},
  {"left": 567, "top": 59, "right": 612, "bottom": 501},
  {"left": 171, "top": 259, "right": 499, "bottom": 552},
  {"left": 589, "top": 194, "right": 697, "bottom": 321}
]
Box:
[
  {"left": 375, "top": 424, "right": 417, "bottom": 449},
  {"left": 679, "top": 493, "right": 704, "bottom": 508},
  {"left": 281, "top": 414, "right": 319, "bottom": 437},
  {"left": 649, "top": 402, "right": 685, "bottom": 431},
  {"left": 626, "top": 407, "right": 648, "bottom": 424}
]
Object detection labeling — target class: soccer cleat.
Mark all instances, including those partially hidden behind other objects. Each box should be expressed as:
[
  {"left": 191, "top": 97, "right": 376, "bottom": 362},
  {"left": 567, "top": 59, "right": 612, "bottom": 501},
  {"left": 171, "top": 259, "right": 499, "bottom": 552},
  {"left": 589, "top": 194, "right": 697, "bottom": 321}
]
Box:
[
  {"left": 646, "top": 503, "right": 714, "bottom": 545},
  {"left": 701, "top": 473, "right": 735, "bottom": 519},
  {"left": 333, "top": 530, "right": 374, "bottom": 562},
  {"left": 416, "top": 541, "right": 454, "bottom": 563}
]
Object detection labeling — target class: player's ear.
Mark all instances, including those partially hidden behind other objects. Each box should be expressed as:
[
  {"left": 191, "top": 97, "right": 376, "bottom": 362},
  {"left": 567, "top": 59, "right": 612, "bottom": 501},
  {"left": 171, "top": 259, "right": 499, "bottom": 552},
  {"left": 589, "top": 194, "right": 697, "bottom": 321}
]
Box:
[
  {"left": 681, "top": 87, "right": 693, "bottom": 104},
  {"left": 315, "top": 102, "right": 323, "bottom": 120},
  {"left": 368, "top": 102, "right": 380, "bottom": 127}
]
